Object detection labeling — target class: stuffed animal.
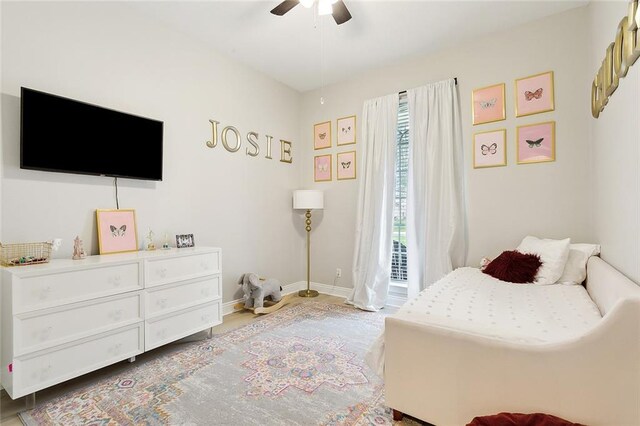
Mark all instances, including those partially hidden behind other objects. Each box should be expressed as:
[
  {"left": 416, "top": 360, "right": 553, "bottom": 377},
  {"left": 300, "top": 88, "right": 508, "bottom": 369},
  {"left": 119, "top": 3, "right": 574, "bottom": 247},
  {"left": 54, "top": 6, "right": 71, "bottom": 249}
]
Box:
[{"left": 238, "top": 273, "right": 283, "bottom": 309}]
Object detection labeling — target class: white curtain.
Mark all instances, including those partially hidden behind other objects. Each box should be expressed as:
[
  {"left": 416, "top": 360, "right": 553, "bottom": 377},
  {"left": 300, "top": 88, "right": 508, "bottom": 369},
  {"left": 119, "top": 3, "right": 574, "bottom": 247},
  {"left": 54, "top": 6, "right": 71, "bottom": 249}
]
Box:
[
  {"left": 347, "top": 93, "right": 399, "bottom": 311},
  {"left": 406, "top": 79, "right": 467, "bottom": 299}
]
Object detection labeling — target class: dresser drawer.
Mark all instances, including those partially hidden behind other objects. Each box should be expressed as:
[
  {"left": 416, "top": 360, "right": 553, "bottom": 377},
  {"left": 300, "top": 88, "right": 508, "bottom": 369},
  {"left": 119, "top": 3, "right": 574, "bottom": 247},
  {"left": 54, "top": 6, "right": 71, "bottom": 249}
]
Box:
[
  {"left": 146, "top": 276, "right": 221, "bottom": 318},
  {"left": 145, "top": 301, "right": 221, "bottom": 351},
  {"left": 145, "top": 251, "right": 220, "bottom": 288},
  {"left": 14, "top": 324, "right": 143, "bottom": 398},
  {"left": 15, "top": 292, "right": 143, "bottom": 356},
  {"left": 14, "top": 263, "right": 141, "bottom": 313}
]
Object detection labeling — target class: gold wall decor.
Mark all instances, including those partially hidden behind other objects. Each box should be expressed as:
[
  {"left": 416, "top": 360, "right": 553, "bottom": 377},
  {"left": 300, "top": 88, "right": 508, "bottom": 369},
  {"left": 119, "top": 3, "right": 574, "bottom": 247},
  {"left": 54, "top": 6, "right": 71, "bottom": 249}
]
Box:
[
  {"left": 591, "top": 0, "right": 640, "bottom": 118},
  {"left": 205, "top": 119, "right": 292, "bottom": 163}
]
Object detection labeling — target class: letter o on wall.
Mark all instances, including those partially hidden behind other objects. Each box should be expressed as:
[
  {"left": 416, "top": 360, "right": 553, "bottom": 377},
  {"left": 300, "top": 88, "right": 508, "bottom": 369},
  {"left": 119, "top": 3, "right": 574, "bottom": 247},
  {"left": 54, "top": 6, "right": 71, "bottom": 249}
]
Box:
[{"left": 221, "top": 126, "right": 242, "bottom": 152}]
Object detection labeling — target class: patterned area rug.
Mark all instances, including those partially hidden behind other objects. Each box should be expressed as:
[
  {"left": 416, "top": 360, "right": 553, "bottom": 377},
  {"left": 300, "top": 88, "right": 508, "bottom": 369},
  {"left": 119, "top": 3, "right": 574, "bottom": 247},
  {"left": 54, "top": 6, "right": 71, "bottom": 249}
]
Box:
[{"left": 20, "top": 302, "right": 406, "bottom": 425}]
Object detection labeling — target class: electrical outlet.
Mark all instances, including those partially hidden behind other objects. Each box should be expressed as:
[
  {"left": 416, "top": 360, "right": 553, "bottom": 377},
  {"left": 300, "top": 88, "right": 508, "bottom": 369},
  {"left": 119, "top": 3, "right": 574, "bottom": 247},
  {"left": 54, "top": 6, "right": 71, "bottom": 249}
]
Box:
[{"left": 336, "top": 268, "right": 342, "bottom": 278}]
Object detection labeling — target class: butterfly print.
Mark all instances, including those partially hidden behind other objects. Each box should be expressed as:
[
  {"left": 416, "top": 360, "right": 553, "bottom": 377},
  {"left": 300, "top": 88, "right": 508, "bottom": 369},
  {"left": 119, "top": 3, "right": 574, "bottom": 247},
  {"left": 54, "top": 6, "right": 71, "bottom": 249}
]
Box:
[
  {"left": 479, "top": 98, "right": 497, "bottom": 109},
  {"left": 341, "top": 161, "right": 351, "bottom": 169},
  {"left": 341, "top": 126, "right": 351, "bottom": 134},
  {"left": 481, "top": 143, "right": 497, "bottom": 155},
  {"left": 317, "top": 163, "right": 328, "bottom": 172},
  {"left": 526, "top": 138, "right": 544, "bottom": 148},
  {"left": 524, "top": 88, "right": 543, "bottom": 101},
  {"left": 318, "top": 132, "right": 326, "bottom": 140},
  {"left": 110, "top": 225, "right": 127, "bottom": 237}
]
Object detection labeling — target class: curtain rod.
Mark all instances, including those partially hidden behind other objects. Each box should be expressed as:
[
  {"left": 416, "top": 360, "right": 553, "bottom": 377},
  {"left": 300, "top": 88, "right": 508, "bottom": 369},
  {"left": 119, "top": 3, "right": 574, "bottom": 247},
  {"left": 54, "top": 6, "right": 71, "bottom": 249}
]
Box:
[{"left": 398, "top": 77, "right": 458, "bottom": 95}]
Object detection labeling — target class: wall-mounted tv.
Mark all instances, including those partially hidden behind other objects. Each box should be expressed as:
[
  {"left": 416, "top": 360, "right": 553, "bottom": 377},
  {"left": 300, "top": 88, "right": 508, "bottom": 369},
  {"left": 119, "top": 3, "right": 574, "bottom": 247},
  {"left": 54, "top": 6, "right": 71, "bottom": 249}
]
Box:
[{"left": 21, "top": 87, "right": 163, "bottom": 181}]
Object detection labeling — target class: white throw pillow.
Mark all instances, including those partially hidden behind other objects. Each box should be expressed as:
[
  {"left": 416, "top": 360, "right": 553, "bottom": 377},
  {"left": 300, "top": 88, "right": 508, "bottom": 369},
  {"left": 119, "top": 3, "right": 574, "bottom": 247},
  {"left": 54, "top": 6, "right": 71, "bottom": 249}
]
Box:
[
  {"left": 517, "top": 236, "right": 571, "bottom": 285},
  {"left": 557, "top": 243, "right": 601, "bottom": 285}
]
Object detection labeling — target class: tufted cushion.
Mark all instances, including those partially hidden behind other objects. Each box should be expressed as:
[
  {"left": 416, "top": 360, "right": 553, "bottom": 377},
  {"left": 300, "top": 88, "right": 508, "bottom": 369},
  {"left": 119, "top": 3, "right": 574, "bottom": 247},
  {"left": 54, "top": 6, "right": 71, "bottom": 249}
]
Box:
[{"left": 483, "top": 250, "right": 542, "bottom": 283}]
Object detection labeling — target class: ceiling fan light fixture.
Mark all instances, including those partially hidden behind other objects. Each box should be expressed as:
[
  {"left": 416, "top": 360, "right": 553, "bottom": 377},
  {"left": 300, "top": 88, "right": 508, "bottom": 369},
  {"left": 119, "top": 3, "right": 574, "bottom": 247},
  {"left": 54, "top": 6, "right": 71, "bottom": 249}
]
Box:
[
  {"left": 299, "top": 0, "right": 314, "bottom": 8},
  {"left": 318, "top": 0, "right": 333, "bottom": 16}
]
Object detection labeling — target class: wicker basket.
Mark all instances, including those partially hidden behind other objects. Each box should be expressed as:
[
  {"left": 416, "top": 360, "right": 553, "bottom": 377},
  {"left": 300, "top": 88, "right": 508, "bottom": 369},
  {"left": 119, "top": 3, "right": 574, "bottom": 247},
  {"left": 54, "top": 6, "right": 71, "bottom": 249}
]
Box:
[{"left": 0, "top": 241, "right": 53, "bottom": 267}]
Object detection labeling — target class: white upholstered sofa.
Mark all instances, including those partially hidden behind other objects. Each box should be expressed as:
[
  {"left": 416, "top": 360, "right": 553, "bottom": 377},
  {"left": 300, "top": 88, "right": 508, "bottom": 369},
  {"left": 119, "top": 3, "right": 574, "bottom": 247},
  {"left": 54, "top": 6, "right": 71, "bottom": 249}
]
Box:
[{"left": 382, "top": 257, "right": 640, "bottom": 425}]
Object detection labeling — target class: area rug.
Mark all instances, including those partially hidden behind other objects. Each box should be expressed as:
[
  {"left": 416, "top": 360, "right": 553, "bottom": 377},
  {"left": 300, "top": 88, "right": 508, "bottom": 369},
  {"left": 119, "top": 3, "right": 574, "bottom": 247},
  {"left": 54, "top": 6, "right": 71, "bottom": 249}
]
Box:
[{"left": 20, "top": 302, "right": 402, "bottom": 425}]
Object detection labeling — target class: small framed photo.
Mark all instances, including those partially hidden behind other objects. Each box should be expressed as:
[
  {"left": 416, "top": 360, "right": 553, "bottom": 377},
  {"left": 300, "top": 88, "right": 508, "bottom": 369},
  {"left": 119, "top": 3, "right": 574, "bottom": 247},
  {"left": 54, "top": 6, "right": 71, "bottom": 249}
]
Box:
[
  {"left": 515, "top": 71, "right": 555, "bottom": 117},
  {"left": 314, "top": 121, "right": 331, "bottom": 150},
  {"left": 337, "top": 151, "right": 356, "bottom": 180},
  {"left": 96, "top": 209, "right": 138, "bottom": 255},
  {"left": 314, "top": 154, "right": 332, "bottom": 182},
  {"left": 472, "top": 83, "right": 506, "bottom": 125},
  {"left": 337, "top": 115, "right": 356, "bottom": 146},
  {"left": 473, "top": 129, "right": 507, "bottom": 168},
  {"left": 176, "top": 234, "right": 195, "bottom": 248},
  {"left": 517, "top": 121, "right": 555, "bottom": 164}
]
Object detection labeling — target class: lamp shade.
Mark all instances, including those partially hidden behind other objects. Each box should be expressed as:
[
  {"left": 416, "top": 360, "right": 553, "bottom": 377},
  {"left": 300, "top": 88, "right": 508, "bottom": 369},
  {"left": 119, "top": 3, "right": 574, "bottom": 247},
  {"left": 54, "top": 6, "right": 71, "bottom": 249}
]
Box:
[{"left": 293, "top": 190, "right": 324, "bottom": 210}]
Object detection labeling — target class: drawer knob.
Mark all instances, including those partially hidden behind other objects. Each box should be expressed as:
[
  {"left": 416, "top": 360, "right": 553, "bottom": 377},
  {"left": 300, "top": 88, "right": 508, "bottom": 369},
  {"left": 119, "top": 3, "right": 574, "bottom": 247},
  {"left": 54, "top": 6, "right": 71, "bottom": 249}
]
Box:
[
  {"left": 157, "top": 298, "right": 168, "bottom": 308},
  {"left": 111, "top": 309, "right": 124, "bottom": 321},
  {"left": 39, "top": 286, "right": 52, "bottom": 300},
  {"left": 157, "top": 329, "right": 167, "bottom": 338},
  {"left": 200, "top": 288, "right": 210, "bottom": 296},
  {"left": 41, "top": 326, "right": 53, "bottom": 340},
  {"left": 109, "top": 276, "right": 122, "bottom": 286},
  {"left": 157, "top": 267, "right": 167, "bottom": 278},
  {"left": 200, "top": 262, "right": 209, "bottom": 270},
  {"left": 201, "top": 314, "right": 211, "bottom": 322}
]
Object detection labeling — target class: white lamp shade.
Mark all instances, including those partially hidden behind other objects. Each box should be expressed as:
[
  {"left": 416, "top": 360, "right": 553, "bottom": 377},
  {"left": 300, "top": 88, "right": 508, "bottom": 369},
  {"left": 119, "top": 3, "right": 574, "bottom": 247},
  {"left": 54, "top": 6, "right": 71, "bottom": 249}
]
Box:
[{"left": 293, "top": 190, "right": 324, "bottom": 210}]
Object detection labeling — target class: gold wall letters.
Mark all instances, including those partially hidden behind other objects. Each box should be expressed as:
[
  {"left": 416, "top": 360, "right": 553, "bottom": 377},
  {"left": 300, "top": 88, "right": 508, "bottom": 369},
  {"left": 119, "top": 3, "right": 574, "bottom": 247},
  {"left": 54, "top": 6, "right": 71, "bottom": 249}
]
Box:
[
  {"left": 592, "top": 0, "right": 640, "bottom": 118},
  {"left": 205, "top": 120, "right": 292, "bottom": 163}
]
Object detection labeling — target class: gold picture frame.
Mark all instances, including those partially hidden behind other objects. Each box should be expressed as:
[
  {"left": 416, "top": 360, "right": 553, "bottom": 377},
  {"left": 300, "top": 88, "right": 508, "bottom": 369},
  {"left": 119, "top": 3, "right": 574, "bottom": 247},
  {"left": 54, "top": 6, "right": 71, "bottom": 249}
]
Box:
[
  {"left": 472, "top": 83, "right": 506, "bottom": 125},
  {"left": 516, "top": 121, "right": 556, "bottom": 164},
  {"left": 336, "top": 150, "right": 356, "bottom": 180},
  {"left": 96, "top": 209, "right": 139, "bottom": 255},
  {"left": 473, "top": 129, "right": 507, "bottom": 169},
  {"left": 336, "top": 115, "right": 356, "bottom": 146},
  {"left": 313, "top": 121, "right": 331, "bottom": 150},
  {"left": 314, "top": 154, "right": 332, "bottom": 182},
  {"left": 515, "top": 71, "right": 555, "bottom": 118}
]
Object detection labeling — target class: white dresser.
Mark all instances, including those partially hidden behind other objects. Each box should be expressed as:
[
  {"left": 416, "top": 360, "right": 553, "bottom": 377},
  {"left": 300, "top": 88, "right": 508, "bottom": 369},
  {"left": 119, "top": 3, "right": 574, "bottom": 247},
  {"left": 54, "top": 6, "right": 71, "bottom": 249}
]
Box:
[{"left": 0, "top": 247, "right": 222, "bottom": 399}]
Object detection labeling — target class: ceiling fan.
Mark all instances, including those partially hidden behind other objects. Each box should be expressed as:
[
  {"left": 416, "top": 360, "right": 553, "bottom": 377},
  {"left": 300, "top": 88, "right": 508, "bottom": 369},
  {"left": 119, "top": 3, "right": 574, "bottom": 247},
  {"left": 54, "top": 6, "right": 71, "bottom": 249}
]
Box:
[{"left": 270, "top": 0, "right": 352, "bottom": 25}]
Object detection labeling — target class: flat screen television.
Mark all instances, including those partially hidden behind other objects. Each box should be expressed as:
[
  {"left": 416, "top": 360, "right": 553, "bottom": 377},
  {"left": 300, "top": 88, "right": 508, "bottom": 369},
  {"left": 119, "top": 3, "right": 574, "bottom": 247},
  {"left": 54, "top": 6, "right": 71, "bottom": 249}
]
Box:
[{"left": 21, "top": 87, "right": 163, "bottom": 181}]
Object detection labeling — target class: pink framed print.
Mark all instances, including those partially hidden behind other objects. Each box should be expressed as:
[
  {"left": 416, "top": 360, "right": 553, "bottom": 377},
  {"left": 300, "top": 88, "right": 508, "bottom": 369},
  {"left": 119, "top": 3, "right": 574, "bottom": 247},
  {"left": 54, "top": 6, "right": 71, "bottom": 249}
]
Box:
[
  {"left": 314, "top": 121, "right": 331, "bottom": 150},
  {"left": 515, "top": 71, "right": 555, "bottom": 117},
  {"left": 472, "top": 83, "right": 506, "bottom": 125},
  {"left": 337, "top": 151, "right": 356, "bottom": 180},
  {"left": 517, "top": 121, "right": 555, "bottom": 164},
  {"left": 314, "top": 154, "right": 332, "bottom": 182},
  {"left": 96, "top": 209, "right": 139, "bottom": 254},
  {"left": 473, "top": 129, "right": 507, "bottom": 168},
  {"left": 337, "top": 115, "right": 356, "bottom": 146}
]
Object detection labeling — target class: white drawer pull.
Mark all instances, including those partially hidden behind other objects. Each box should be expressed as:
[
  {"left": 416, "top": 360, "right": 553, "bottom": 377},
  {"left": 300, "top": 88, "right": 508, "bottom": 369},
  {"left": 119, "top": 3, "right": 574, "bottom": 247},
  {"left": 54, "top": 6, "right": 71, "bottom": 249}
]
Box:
[
  {"left": 200, "top": 287, "right": 210, "bottom": 296},
  {"left": 200, "top": 262, "right": 210, "bottom": 270},
  {"left": 108, "top": 275, "right": 122, "bottom": 286},
  {"left": 201, "top": 314, "right": 212, "bottom": 322},
  {"left": 39, "top": 286, "right": 52, "bottom": 300},
  {"left": 109, "top": 343, "right": 123, "bottom": 355},
  {"left": 40, "top": 364, "right": 52, "bottom": 379},
  {"left": 157, "top": 267, "right": 167, "bottom": 278},
  {"left": 110, "top": 309, "right": 124, "bottom": 321},
  {"left": 157, "top": 329, "right": 167, "bottom": 338},
  {"left": 157, "top": 298, "right": 168, "bottom": 308},
  {"left": 41, "top": 326, "right": 53, "bottom": 340}
]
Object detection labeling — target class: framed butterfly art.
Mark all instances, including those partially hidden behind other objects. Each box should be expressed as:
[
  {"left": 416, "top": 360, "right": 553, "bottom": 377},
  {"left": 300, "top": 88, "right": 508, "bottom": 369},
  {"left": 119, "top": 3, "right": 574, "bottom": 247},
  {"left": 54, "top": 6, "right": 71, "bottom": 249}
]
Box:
[
  {"left": 337, "top": 115, "right": 356, "bottom": 146},
  {"left": 96, "top": 209, "right": 138, "bottom": 254},
  {"left": 314, "top": 121, "right": 332, "bottom": 150},
  {"left": 515, "top": 71, "right": 555, "bottom": 117},
  {"left": 314, "top": 154, "right": 332, "bottom": 182},
  {"left": 517, "top": 121, "right": 555, "bottom": 164},
  {"left": 337, "top": 151, "right": 356, "bottom": 180},
  {"left": 473, "top": 129, "right": 507, "bottom": 168},
  {"left": 472, "top": 83, "right": 506, "bottom": 125}
]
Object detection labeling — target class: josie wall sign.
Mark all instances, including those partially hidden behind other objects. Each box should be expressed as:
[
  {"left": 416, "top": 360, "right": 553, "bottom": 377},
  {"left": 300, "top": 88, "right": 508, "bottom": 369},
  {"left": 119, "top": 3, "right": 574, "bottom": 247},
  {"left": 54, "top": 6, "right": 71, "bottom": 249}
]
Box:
[
  {"left": 205, "top": 119, "right": 293, "bottom": 163},
  {"left": 591, "top": 0, "right": 640, "bottom": 118}
]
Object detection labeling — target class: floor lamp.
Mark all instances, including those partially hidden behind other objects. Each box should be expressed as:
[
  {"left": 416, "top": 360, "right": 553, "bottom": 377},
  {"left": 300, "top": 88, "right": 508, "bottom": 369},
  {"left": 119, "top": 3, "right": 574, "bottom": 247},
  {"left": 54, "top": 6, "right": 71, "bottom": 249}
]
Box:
[{"left": 293, "top": 190, "right": 324, "bottom": 298}]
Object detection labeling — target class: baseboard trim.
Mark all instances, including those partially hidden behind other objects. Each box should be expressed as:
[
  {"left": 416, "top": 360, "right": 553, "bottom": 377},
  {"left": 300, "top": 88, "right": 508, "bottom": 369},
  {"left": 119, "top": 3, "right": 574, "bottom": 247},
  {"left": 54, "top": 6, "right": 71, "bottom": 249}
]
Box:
[{"left": 221, "top": 281, "right": 352, "bottom": 316}]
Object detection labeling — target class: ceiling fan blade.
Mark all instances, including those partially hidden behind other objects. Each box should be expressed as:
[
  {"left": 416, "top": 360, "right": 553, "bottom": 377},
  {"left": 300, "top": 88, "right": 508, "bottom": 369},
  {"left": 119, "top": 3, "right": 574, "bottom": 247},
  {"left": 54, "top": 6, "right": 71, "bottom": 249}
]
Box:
[
  {"left": 270, "top": 0, "right": 300, "bottom": 16},
  {"left": 332, "top": 0, "right": 352, "bottom": 25}
]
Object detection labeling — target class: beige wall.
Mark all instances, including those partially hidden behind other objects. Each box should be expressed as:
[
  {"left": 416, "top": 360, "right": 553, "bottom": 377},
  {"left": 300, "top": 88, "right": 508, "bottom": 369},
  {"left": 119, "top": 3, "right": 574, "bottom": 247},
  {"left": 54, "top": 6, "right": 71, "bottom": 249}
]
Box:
[
  {"left": 300, "top": 6, "right": 593, "bottom": 289},
  {"left": 1, "top": 2, "right": 305, "bottom": 303},
  {"left": 587, "top": 1, "right": 640, "bottom": 283}
]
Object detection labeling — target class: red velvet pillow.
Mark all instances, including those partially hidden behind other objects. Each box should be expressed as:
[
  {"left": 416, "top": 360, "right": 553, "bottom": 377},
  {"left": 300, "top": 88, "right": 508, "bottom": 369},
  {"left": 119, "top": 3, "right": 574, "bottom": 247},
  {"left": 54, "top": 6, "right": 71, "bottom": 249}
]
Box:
[
  {"left": 467, "top": 412, "right": 585, "bottom": 426},
  {"left": 482, "top": 250, "right": 542, "bottom": 283}
]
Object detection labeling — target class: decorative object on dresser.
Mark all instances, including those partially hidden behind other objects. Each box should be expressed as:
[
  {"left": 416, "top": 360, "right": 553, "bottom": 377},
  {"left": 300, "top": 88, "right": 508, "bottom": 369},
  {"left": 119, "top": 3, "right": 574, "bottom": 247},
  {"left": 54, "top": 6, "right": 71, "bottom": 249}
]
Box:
[
  {"left": 176, "top": 234, "right": 195, "bottom": 248},
  {"left": 337, "top": 115, "right": 356, "bottom": 146},
  {"left": 292, "top": 190, "right": 324, "bottom": 298},
  {"left": 0, "top": 247, "right": 222, "bottom": 400},
  {"left": 0, "top": 241, "right": 54, "bottom": 266},
  {"left": 313, "top": 121, "right": 332, "bottom": 150},
  {"left": 146, "top": 229, "right": 156, "bottom": 251},
  {"left": 96, "top": 209, "right": 138, "bottom": 254},
  {"left": 471, "top": 83, "right": 506, "bottom": 125},
  {"left": 515, "top": 71, "right": 555, "bottom": 117},
  {"left": 336, "top": 151, "right": 356, "bottom": 180},
  {"left": 473, "top": 129, "right": 507, "bottom": 168},
  {"left": 516, "top": 121, "right": 556, "bottom": 164},
  {"left": 72, "top": 236, "right": 86, "bottom": 260}
]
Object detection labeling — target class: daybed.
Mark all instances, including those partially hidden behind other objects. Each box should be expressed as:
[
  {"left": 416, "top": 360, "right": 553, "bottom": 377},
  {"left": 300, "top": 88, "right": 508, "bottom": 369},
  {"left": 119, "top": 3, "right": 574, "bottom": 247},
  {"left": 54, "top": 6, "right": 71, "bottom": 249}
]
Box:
[{"left": 376, "top": 256, "right": 640, "bottom": 425}]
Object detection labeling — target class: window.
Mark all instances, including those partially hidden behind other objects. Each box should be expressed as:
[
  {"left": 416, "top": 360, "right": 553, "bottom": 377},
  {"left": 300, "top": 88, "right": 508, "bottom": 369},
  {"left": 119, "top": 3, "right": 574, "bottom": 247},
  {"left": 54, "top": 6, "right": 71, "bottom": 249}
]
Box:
[{"left": 391, "top": 97, "right": 409, "bottom": 282}]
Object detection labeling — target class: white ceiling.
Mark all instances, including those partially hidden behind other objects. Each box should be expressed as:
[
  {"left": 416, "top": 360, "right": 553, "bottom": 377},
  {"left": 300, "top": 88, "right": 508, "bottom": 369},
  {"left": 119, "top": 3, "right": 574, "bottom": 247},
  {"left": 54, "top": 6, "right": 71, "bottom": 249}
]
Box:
[{"left": 128, "top": 1, "right": 588, "bottom": 92}]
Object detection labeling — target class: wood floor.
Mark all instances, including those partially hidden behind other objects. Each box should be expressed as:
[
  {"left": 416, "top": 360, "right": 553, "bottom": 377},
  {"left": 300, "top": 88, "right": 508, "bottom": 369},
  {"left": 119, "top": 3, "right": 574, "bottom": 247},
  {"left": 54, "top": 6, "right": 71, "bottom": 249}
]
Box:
[{"left": 0, "top": 294, "right": 417, "bottom": 425}]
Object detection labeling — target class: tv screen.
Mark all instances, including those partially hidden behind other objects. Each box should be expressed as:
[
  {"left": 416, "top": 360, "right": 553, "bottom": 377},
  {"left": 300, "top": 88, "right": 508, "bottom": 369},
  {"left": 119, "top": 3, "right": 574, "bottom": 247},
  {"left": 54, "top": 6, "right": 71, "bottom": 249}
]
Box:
[{"left": 21, "top": 87, "right": 163, "bottom": 181}]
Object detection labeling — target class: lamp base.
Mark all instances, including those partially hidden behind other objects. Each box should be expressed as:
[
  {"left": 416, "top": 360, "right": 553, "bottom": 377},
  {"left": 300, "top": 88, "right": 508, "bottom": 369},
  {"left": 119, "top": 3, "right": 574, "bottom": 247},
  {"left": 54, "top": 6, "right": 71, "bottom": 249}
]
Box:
[{"left": 298, "top": 289, "right": 319, "bottom": 298}]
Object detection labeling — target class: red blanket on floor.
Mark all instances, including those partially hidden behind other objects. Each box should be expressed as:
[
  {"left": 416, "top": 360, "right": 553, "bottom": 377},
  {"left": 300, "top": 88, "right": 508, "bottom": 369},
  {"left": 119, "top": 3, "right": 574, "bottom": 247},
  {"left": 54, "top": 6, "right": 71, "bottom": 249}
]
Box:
[{"left": 467, "top": 412, "right": 585, "bottom": 426}]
